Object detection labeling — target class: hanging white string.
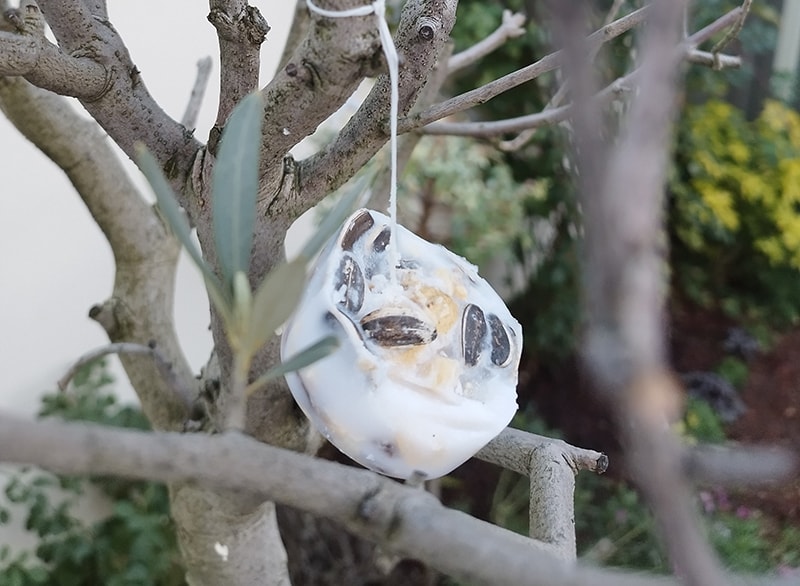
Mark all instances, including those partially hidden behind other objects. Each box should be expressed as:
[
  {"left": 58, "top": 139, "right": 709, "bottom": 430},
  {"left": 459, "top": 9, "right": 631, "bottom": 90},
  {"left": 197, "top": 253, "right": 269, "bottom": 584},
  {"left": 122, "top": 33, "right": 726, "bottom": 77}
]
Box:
[{"left": 306, "top": 0, "right": 400, "bottom": 271}]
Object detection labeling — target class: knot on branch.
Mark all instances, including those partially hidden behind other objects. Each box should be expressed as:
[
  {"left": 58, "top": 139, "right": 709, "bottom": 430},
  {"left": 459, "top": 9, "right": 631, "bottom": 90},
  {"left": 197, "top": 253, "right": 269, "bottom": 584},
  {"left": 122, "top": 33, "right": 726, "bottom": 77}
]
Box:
[
  {"left": 89, "top": 299, "right": 120, "bottom": 337},
  {"left": 2, "top": 8, "right": 25, "bottom": 32},
  {"left": 208, "top": 5, "right": 270, "bottom": 45},
  {"left": 416, "top": 16, "right": 441, "bottom": 42},
  {"left": 353, "top": 479, "right": 436, "bottom": 543},
  {"left": 8, "top": 1, "right": 45, "bottom": 34}
]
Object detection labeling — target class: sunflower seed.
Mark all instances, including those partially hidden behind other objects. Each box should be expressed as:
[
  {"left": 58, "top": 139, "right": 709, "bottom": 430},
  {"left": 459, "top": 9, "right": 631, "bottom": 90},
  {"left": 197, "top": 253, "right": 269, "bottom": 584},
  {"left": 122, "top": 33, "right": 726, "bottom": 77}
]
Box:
[
  {"left": 371, "top": 226, "right": 391, "bottom": 253},
  {"left": 334, "top": 254, "right": 364, "bottom": 313},
  {"left": 340, "top": 210, "right": 374, "bottom": 251},
  {"left": 361, "top": 310, "right": 437, "bottom": 347},
  {"left": 487, "top": 313, "right": 512, "bottom": 366},
  {"left": 462, "top": 304, "right": 487, "bottom": 366}
]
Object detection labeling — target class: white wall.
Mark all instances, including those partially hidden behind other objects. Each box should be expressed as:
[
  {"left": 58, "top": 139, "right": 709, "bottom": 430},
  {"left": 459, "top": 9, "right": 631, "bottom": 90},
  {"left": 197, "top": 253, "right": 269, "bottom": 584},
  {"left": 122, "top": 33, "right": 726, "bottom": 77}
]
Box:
[{"left": 0, "top": 0, "right": 295, "bottom": 556}]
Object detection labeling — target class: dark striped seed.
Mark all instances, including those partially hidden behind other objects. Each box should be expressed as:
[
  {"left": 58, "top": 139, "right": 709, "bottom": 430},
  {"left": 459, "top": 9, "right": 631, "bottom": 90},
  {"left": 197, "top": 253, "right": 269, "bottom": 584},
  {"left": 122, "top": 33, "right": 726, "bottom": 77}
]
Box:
[
  {"left": 361, "top": 311, "right": 437, "bottom": 347},
  {"left": 340, "top": 210, "right": 374, "bottom": 251},
  {"left": 462, "top": 304, "right": 487, "bottom": 366},
  {"left": 487, "top": 313, "right": 512, "bottom": 366},
  {"left": 371, "top": 226, "right": 391, "bottom": 253},
  {"left": 334, "top": 254, "right": 364, "bottom": 313}
]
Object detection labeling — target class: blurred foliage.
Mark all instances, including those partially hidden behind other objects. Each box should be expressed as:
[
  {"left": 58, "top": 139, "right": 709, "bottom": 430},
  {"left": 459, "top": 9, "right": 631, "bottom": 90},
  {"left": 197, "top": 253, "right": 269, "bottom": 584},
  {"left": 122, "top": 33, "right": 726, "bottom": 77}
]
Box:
[
  {"left": 676, "top": 396, "right": 728, "bottom": 444},
  {"left": 670, "top": 99, "right": 800, "bottom": 323},
  {"left": 0, "top": 361, "right": 184, "bottom": 586},
  {"left": 438, "top": 0, "right": 788, "bottom": 364},
  {"left": 716, "top": 356, "right": 749, "bottom": 389},
  {"left": 401, "top": 136, "right": 543, "bottom": 267}
]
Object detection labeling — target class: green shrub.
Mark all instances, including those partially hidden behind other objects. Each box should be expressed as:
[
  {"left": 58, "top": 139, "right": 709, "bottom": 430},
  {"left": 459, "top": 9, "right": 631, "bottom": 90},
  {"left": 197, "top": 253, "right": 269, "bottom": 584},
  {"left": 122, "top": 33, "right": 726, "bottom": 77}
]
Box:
[{"left": 671, "top": 99, "right": 800, "bottom": 323}]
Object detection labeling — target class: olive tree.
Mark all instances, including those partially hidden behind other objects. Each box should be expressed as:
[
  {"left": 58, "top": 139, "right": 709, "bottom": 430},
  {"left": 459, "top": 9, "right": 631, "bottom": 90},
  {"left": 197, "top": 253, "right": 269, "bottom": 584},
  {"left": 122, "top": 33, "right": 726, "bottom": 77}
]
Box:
[{"left": 0, "top": 1, "right": 795, "bottom": 585}]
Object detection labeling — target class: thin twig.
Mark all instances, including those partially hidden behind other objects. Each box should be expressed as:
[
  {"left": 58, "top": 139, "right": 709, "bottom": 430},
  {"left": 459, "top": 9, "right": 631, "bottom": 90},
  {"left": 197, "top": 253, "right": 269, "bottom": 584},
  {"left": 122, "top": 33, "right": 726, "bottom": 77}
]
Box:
[
  {"left": 421, "top": 7, "right": 743, "bottom": 139},
  {"left": 710, "top": 0, "right": 752, "bottom": 55},
  {"left": 686, "top": 49, "right": 740, "bottom": 69},
  {"left": 400, "top": 6, "right": 648, "bottom": 133},
  {"left": 447, "top": 10, "right": 526, "bottom": 74},
  {"left": 477, "top": 426, "right": 609, "bottom": 476},
  {"left": 603, "top": 0, "right": 627, "bottom": 27},
  {"left": 181, "top": 56, "right": 213, "bottom": 129},
  {"left": 420, "top": 70, "right": 636, "bottom": 137},
  {"left": 58, "top": 342, "right": 195, "bottom": 413}
]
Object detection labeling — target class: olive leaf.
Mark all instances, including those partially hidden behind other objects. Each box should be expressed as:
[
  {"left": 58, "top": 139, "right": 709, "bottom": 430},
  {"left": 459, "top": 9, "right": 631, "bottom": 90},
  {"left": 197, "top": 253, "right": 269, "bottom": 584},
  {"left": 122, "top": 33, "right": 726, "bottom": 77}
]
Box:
[
  {"left": 245, "top": 258, "right": 307, "bottom": 354},
  {"left": 212, "top": 92, "right": 263, "bottom": 290},
  {"left": 136, "top": 145, "right": 232, "bottom": 325}
]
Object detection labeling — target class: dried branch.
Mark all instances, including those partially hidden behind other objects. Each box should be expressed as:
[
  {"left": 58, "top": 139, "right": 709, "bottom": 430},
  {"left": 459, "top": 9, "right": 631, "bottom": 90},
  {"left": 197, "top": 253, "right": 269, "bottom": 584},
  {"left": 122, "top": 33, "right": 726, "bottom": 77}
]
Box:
[
  {"left": 603, "top": 0, "right": 627, "bottom": 27},
  {"left": 479, "top": 429, "right": 607, "bottom": 561},
  {"left": 420, "top": 73, "right": 633, "bottom": 137},
  {"left": 181, "top": 56, "right": 213, "bottom": 129},
  {"left": 447, "top": 10, "right": 526, "bottom": 75},
  {"left": 400, "top": 6, "right": 647, "bottom": 134},
  {"left": 686, "top": 49, "right": 741, "bottom": 69},
  {"left": 0, "top": 415, "right": 795, "bottom": 586},
  {"left": 0, "top": 2, "right": 108, "bottom": 98},
  {"left": 529, "top": 443, "right": 578, "bottom": 560},
  {"left": 207, "top": 0, "right": 269, "bottom": 150}
]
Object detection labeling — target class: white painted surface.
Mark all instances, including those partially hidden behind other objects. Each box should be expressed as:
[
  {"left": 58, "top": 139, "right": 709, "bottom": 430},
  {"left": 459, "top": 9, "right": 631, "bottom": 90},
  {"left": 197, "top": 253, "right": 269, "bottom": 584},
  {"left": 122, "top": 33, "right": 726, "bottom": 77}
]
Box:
[
  {"left": 0, "top": 0, "right": 295, "bottom": 557},
  {"left": 774, "top": 0, "right": 800, "bottom": 100}
]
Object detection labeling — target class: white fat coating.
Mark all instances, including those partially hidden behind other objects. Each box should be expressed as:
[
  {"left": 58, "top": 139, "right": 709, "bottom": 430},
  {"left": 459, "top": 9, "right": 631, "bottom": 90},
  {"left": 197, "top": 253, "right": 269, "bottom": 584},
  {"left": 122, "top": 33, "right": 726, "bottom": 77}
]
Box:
[{"left": 281, "top": 209, "right": 522, "bottom": 479}]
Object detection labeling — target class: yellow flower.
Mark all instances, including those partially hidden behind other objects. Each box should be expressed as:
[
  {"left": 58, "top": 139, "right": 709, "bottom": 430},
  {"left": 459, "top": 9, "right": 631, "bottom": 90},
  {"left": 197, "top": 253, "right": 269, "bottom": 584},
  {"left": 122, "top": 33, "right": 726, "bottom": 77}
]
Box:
[{"left": 695, "top": 180, "right": 739, "bottom": 230}]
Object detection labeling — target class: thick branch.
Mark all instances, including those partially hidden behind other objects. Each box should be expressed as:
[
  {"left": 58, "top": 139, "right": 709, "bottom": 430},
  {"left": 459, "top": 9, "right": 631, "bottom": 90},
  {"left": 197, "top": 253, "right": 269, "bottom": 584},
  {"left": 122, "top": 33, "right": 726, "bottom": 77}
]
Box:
[
  {"left": 36, "top": 0, "right": 201, "bottom": 192},
  {"left": 0, "top": 76, "right": 193, "bottom": 430},
  {"left": 1, "top": 415, "right": 795, "bottom": 586},
  {"left": 560, "top": 1, "right": 738, "bottom": 585},
  {"left": 295, "top": 0, "right": 457, "bottom": 218},
  {"left": 208, "top": 0, "right": 269, "bottom": 150},
  {"left": 0, "top": 3, "right": 108, "bottom": 98},
  {"left": 256, "top": 0, "right": 382, "bottom": 180}
]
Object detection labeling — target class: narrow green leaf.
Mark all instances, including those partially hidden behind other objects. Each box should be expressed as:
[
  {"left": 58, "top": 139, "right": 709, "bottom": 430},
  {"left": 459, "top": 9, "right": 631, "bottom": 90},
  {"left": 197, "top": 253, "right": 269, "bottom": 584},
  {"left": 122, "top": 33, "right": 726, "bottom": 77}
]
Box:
[
  {"left": 212, "top": 92, "right": 263, "bottom": 289},
  {"left": 245, "top": 258, "right": 307, "bottom": 353},
  {"left": 246, "top": 336, "right": 339, "bottom": 396},
  {"left": 299, "top": 172, "right": 372, "bottom": 261},
  {"left": 136, "top": 145, "right": 232, "bottom": 322}
]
